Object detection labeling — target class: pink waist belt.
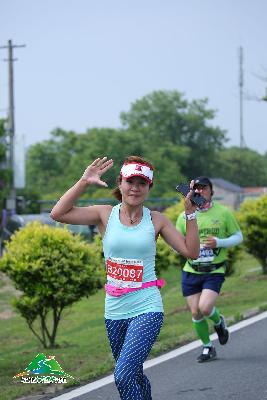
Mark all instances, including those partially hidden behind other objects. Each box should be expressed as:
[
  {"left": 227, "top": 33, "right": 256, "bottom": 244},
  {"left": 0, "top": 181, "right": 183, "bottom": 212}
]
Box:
[{"left": 105, "top": 279, "right": 166, "bottom": 297}]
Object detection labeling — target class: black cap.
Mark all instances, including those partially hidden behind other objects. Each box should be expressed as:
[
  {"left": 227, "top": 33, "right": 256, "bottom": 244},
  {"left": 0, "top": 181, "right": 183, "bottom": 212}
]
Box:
[{"left": 194, "top": 176, "right": 213, "bottom": 190}]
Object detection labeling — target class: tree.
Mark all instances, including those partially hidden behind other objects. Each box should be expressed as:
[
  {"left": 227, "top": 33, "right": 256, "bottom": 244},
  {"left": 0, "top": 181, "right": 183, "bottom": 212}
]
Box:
[
  {"left": 26, "top": 126, "right": 188, "bottom": 200},
  {"left": 120, "top": 90, "right": 228, "bottom": 178},
  {"left": 26, "top": 127, "right": 133, "bottom": 197},
  {"left": 216, "top": 147, "right": 267, "bottom": 186},
  {"left": 0, "top": 222, "right": 105, "bottom": 348},
  {"left": 26, "top": 128, "right": 81, "bottom": 194},
  {"left": 26, "top": 91, "right": 267, "bottom": 204},
  {"left": 238, "top": 195, "right": 267, "bottom": 274}
]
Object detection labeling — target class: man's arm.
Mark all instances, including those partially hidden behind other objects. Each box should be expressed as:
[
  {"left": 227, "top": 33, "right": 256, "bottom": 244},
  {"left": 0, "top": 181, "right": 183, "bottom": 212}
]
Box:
[{"left": 215, "top": 231, "right": 243, "bottom": 248}]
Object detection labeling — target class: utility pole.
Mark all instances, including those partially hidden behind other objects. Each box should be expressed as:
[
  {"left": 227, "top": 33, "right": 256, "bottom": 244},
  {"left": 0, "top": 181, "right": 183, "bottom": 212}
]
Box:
[
  {"left": 0, "top": 39, "right": 26, "bottom": 213},
  {"left": 238, "top": 46, "right": 246, "bottom": 148}
]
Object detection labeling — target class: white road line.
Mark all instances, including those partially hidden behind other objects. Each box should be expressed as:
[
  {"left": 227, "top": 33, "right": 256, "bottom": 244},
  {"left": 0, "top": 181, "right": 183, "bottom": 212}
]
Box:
[{"left": 52, "top": 311, "right": 267, "bottom": 400}]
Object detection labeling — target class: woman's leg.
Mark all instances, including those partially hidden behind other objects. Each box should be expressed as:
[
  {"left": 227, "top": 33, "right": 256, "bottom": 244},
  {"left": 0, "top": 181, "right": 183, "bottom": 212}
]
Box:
[
  {"left": 105, "top": 318, "right": 128, "bottom": 361},
  {"left": 112, "top": 312, "right": 164, "bottom": 400}
]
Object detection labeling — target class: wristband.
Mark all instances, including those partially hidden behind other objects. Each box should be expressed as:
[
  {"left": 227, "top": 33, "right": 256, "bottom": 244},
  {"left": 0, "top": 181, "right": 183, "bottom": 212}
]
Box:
[{"left": 185, "top": 212, "right": 196, "bottom": 221}]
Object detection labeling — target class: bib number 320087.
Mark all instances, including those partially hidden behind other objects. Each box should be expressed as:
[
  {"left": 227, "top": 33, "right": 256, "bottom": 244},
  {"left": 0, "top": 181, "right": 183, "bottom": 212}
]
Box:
[{"left": 106, "top": 257, "right": 144, "bottom": 288}]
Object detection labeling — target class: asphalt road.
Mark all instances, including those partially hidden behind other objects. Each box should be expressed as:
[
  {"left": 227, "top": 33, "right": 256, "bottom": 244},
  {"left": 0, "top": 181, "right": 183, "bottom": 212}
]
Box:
[{"left": 52, "top": 312, "right": 267, "bottom": 400}]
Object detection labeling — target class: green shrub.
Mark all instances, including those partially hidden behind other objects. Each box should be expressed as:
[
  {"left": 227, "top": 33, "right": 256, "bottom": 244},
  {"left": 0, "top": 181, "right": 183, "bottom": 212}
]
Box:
[
  {"left": 156, "top": 236, "right": 182, "bottom": 276},
  {"left": 0, "top": 222, "right": 105, "bottom": 348},
  {"left": 164, "top": 200, "right": 184, "bottom": 224},
  {"left": 238, "top": 195, "right": 267, "bottom": 274},
  {"left": 225, "top": 244, "right": 244, "bottom": 276},
  {"left": 154, "top": 201, "right": 185, "bottom": 275}
]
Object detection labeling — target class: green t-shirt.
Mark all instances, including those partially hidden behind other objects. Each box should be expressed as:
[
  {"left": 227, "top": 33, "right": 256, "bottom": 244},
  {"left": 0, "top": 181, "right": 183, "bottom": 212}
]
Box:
[{"left": 176, "top": 201, "right": 241, "bottom": 274}]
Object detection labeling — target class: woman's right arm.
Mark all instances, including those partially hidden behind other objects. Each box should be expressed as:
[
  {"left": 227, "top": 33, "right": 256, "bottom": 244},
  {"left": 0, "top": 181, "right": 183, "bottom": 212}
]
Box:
[{"left": 50, "top": 157, "right": 113, "bottom": 226}]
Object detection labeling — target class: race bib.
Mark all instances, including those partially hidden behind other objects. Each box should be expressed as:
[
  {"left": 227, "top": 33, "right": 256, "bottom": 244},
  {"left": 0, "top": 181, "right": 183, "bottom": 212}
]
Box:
[
  {"left": 192, "top": 244, "right": 214, "bottom": 264},
  {"left": 106, "top": 257, "right": 144, "bottom": 288}
]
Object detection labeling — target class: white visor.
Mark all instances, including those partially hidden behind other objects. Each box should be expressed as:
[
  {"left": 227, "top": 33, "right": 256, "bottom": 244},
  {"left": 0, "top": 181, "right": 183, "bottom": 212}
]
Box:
[{"left": 120, "top": 163, "right": 153, "bottom": 184}]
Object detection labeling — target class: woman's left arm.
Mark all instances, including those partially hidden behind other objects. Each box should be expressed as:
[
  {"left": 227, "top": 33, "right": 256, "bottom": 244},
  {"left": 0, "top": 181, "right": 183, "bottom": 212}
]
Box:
[{"left": 154, "top": 187, "right": 200, "bottom": 259}]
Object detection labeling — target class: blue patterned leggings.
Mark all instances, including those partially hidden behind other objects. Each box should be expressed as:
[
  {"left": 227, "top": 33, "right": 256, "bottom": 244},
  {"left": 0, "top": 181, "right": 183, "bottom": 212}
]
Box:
[{"left": 105, "top": 312, "right": 164, "bottom": 400}]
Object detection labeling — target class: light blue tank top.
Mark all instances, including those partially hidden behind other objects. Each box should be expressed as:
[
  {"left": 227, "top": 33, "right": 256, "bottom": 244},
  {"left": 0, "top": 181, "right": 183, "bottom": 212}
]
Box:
[{"left": 102, "top": 204, "right": 164, "bottom": 320}]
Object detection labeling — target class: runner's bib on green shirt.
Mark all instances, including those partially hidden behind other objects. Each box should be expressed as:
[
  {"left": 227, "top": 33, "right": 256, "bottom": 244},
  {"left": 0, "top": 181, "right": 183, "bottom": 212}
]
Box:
[{"left": 176, "top": 202, "right": 241, "bottom": 274}]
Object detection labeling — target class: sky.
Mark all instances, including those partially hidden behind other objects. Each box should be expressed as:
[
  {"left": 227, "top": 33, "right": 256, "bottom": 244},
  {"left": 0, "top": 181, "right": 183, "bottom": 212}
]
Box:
[{"left": 1, "top": 0, "right": 267, "bottom": 154}]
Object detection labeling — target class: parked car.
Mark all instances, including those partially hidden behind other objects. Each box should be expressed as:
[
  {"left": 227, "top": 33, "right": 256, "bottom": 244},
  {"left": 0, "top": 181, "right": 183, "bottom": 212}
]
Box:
[{"left": 0, "top": 213, "right": 97, "bottom": 256}]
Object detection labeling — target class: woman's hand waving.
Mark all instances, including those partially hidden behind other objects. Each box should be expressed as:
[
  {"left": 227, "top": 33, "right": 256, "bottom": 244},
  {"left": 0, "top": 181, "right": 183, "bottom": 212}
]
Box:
[{"left": 81, "top": 157, "right": 114, "bottom": 187}]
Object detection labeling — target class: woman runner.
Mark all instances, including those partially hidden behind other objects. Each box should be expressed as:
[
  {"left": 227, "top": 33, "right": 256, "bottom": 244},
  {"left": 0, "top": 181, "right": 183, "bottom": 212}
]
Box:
[{"left": 51, "top": 155, "right": 199, "bottom": 399}]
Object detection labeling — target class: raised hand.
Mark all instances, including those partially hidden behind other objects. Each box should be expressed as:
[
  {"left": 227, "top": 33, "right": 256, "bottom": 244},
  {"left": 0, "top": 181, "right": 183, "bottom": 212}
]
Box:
[
  {"left": 81, "top": 157, "right": 113, "bottom": 187},
  {"left": 184, "top": 180, "right": 197, "bottom": 214}
]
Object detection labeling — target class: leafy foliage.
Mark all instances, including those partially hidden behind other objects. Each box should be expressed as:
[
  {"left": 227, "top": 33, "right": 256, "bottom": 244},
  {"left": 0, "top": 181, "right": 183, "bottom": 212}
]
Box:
[
  {"left": 0, "top": 222, "right": 105, "bottom": 348},
  {"left": 120, "top": 90, "right": 227, "bottom": 178},
  {"left": 163, "top": 199, "right": 184, "bottom": 224},
  {"left": 225, "top": 244, "right": 244, "bottom": 277},
  {"left": 156, "top": 236, "right": 181, "bottom": 276},
  {"left": 238, "top": 195, "right": 267, "bottom": 274},
  {"left": 26, "top": 90, "right": 230, "bottom": 201},
  {"left": 216, "top": 147, "right": 267, "bottom": 186},
  {"left": 24, "top": 90, "right": 267, "bottom": 209},
  {"left": 155, "top": 201, "right": 186, "bottom": 274}
]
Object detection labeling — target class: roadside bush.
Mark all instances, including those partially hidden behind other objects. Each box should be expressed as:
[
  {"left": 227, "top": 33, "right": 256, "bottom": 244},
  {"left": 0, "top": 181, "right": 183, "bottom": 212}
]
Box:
[
  {"left": 156, "top": 236, "right": 181, "bottom": 276},
  {"left": 238, "top": 195, "right": 267, "bottom": 274},
  {"left": 225, "top": 244, "right": 244, "bottom": 276},
  {"left": 164, "top": 200, "right": 184, "bottom": 224},
  {"left": 0, "top": 221, "right": 105, "bottom": 348},
  {"left": 154, "top": 201, "right": 186, "bottom": 274}
]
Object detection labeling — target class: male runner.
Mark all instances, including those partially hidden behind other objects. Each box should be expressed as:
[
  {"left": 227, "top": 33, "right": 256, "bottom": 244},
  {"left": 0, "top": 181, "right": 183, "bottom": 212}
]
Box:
[{"left": 176, "top": 176, "right": 243, "bottom": 362}]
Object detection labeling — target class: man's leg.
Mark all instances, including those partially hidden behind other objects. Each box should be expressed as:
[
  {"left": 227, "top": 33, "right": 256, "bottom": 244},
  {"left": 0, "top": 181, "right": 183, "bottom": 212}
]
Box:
[
  {"left": 186, "top": 292, "right": 211, "bottom": 345},
  {"left": 186, "top": 291, "right": 217, "bottom": 362},
  {"left": 206, "top": 306, "right": 229, "bottom": 345},
  {"left": 200, "top": 276, "right": 229, "bottom": 346}
]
